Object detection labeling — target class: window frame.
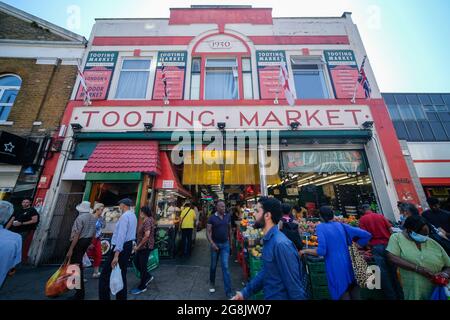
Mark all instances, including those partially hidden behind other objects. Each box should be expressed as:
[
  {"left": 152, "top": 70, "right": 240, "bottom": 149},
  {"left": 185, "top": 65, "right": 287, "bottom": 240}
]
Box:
[
  {"left": 289, "top": 55, "right": 333, "bottom": 99},
  {"left": 203, "top": 57, "right": 240, "bottom": 100},
  {"left": 190, "top": 57, "right": 201, "bottom": 100},
  {"left": 242, "top": 57, "right": 253, "bottom": 100},
  {"left": 0, "top": 74, "right": 22, "bottom": 122},
  {"left": 109, "top": 54, "right": 156, "bottom": 100}
]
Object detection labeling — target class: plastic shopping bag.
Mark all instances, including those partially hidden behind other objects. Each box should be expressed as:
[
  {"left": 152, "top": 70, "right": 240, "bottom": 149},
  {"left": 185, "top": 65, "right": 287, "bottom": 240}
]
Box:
[
  {"left": 110, "top": 265, "right": 123, "bottom": 295},
  {"left": 45, "top": 263, "right": 70, "bottom": 298},
  {"left": 430, "top": 286, "right": 447, "bottom": 300},
  {"left": 82, "top": 253, "right": 92, "bottom": 267}
]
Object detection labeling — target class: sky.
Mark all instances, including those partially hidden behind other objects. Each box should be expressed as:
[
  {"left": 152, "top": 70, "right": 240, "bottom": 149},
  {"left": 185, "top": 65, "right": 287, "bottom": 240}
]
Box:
[{"left": 3, "top": 0, "right": 450, "bottom": 93}]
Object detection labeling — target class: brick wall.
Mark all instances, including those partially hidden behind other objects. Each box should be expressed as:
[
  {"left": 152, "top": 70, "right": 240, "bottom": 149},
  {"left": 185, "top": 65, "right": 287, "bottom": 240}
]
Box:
[
  {"left": 0, "top": 57, "right": 77, "bottom": 137},
  {"left": 0, "top": 12, "right": 67, "bottom": 41}
]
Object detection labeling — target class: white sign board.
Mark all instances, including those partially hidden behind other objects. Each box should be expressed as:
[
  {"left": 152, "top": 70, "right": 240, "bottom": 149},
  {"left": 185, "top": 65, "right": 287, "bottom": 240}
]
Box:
[{"left": 70, "top": 105, "right": 373, "bottom": 131}]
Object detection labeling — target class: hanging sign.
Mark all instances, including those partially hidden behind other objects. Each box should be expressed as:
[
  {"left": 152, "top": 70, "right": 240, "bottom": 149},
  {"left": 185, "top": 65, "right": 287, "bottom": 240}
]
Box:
[
  {"left": 76, "top": 51, "right": 118, "bottom": 101},
  {"left": 153, "top": 51, "right": 187, "bottom": 100},
  {"left": 256, "top": 50, "right": 286, "bottom": 100}
]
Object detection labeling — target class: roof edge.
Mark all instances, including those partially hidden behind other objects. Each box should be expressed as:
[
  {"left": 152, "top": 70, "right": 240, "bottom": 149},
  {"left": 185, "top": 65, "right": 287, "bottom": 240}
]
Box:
[{"left": 0, "top": 1, "right": 87, "bottom": 44}]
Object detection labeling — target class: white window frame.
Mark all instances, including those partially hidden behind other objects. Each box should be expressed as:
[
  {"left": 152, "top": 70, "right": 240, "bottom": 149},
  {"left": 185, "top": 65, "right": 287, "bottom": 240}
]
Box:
[
  {"left": 109, "top": 53, "right": 157, "bottom": 100},
  {"left": 242, "top": 57, "right": 253, "bottom": 100},
  {"left": 204, "top": 57, "right": 239, "bottom": 100},
  {"left": 288, "top": 55, "right": 334, "bottom": 99},
  {"left": 0, "top": 74, "right": 21, "bottom": 122}
]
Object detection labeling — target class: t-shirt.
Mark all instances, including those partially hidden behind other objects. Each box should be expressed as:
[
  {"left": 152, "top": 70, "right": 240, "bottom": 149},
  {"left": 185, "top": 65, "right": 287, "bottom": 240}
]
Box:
[
  {"left": 208, "top": 212, "right": 231, "bottom": 244},
  {"left": 180, "top": 207, "right": 196, "bottom": 229},
  {"left": 359, "top": 211, "right": 392, "bottom": 246},
  {"left": 422, "top": 209, "right": 450, "bottom": 233},
  {"left": 9, "top": 207, "right": 39, "bottom": 233}
]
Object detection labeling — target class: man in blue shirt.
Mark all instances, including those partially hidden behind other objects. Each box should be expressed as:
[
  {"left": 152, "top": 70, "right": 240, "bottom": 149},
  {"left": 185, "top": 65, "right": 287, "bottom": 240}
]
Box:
[
  {"left": 207, "top": 200, "right": 233, "bottom": 298},
  {"left": 232, "top": 197, "right": 308, "bottom": 300},
  {"left": 99, "top": 198, "right": 137, "bottom": 300}
]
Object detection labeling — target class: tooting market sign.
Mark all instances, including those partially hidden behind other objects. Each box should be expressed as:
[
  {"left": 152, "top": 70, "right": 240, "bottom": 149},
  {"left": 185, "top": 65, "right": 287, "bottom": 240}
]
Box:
[{"left": 70, "top": 106, "right": 373, "bottom": 131}]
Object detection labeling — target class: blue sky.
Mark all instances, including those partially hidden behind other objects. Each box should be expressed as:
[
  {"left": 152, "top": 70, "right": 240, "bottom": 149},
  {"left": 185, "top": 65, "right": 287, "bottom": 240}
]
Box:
[{"left": 4, "top": 0, "right": 450, "bottom": 93}]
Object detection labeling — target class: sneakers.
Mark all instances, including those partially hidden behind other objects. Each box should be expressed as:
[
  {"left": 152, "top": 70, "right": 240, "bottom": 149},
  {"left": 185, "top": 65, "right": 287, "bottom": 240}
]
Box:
[
  {"left": 145, "top": 276, "right": 155, "bottom": 287},
  {"left": 130, "top": 288, "right": 147, "bottom": 295},
  {"left": 209, "top": 287, "right": 216, "bottom": 293},
  {"left": 92, "top": 272, "right": 101, "bottom": 279}
]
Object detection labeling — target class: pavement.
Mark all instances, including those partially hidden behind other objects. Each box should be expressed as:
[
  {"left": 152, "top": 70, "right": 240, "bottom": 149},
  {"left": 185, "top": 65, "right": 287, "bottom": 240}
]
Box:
[{"left": 0, "top": 230, "right": 246, "bottom": 300}]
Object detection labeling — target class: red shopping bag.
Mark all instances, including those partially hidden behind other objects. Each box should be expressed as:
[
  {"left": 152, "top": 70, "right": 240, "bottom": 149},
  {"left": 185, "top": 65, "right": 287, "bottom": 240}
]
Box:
[{"left": 45, "top": 262, "right": 70, "bottom": 298}]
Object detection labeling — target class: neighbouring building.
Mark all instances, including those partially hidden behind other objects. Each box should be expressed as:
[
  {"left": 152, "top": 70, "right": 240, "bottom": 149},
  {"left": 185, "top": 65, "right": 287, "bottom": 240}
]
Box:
[
  {"left": 31, "top": 5, "right": 421, "bottom": 264},
  {"left": 0, "top": 2, "right": 86, "bottom": 259},
  {"left": 383, "top": 92, "right": 450, "bottom": 207}
]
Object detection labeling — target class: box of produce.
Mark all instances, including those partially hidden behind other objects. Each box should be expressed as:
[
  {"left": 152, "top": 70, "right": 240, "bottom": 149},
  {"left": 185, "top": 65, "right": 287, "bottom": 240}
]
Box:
[
  {"left": 302, "top": 235, "right": 318, "bottom": 247},
  {"left": 311, "top": 285, "right": 331, "bottom": 300}
]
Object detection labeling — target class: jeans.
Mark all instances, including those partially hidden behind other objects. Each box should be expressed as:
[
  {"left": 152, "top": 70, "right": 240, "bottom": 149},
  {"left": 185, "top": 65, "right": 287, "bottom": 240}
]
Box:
[
  {"left": 134, "top": 248, "right": 153, "bottom": 290},
  {"left": 181, "top": 228, "right": 193, "bottom": 257},
  {"left": 372, "top": 244, "right": 404, "bottom": 300},
  {"left": 70, "top": 237, "right": 93, "bottom": 300},
  {"left": 210, "top": 242, "right": 232, "bottom": 297},
  {"left": 98, "top": 241, "right": 133, "bottom": 300}
]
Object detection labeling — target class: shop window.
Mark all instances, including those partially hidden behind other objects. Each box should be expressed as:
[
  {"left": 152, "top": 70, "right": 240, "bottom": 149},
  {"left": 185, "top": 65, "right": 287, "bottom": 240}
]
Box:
[
  {"left": 190, "top": 58, "right": 201, "bottom": 100},
  {"left": 205, "top": 58, "right": 239, "bottom": 100},
  {"left": 242, "top": 58, "right": 253, "bottom": 99},
  {"left": 115, "top": 59, "right": 151, "bottom": 99},
  {"left": 291, "top": 58, "right": 330, "bottom": 99},
  {"left": 0, "top": 74, "right": 21, "bottom": 121}
]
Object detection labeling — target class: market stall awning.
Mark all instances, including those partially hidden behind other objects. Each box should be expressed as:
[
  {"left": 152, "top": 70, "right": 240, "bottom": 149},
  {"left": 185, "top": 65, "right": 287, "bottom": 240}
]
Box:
[
  {"left": 155, "top": 151, "right": 191, "bottom": 197},
  {"left": 82, "top": 141, "right": 160, "bottom": 175}
]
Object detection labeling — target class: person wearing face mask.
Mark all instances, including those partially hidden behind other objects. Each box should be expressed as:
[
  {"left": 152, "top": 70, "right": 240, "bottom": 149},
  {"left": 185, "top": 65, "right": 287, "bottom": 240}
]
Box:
[
  {"left": 232, "top": 197, "right": 308, "bottom": 300},
  {"left": 386, "top": 215, "right": 450, "bottom": 300}
]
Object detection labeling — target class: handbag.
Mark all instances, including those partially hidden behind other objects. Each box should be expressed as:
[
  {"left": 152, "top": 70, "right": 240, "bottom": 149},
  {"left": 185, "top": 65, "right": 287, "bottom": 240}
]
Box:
[{"left": 341, "top": 223, "right": 369, "bottom": 288}]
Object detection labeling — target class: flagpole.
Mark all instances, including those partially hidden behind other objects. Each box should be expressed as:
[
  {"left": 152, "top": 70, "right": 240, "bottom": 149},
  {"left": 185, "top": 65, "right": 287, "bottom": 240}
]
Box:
[{"left": 351, "top": 55, "right": 367, "bottom": 104}]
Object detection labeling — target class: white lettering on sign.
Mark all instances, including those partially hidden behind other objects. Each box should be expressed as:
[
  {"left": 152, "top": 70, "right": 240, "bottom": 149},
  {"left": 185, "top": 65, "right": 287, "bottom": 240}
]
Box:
[
  {"left": 70, "top": 105, "right": 373, "bottom": 131},
  {"left": 209, "top": 41, "right": 232, "bottom": 49},
  {"left": 162, "top": 180, "right": 174, "bottom": 189}
]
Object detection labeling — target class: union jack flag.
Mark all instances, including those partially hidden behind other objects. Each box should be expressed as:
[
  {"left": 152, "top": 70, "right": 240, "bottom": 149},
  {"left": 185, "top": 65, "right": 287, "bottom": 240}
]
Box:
[
  {"left": 161, "top": 63, "right": 169, "bottom": 102},
  {"left": 356, "top": 56, "right": 371, "bottom": 100}
]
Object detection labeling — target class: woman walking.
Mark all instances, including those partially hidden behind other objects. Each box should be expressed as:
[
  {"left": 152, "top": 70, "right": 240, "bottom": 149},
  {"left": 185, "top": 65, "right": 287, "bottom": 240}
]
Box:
[
  {"left": 131, "top": 206, "right": 156, "bottom": 295},
  {"left": 300, "top": 206, "right": 372, "bottom": 300},
  {"left": 89, "top": 203, "right": 105, "bottom": 278}
]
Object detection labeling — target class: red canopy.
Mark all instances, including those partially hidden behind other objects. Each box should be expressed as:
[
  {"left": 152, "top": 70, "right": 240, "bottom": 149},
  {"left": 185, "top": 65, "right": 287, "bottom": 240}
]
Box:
[
  {"left": 83, "top": 141, "right": 160, "bottom": 174},
  {"left": 155, "top": 151, "right": 191, "bottom": 197}
]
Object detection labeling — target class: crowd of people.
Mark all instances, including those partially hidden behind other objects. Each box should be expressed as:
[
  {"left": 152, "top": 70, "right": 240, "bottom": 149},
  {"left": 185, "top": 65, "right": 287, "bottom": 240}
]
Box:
[{"left": 1, "top": 194, "right": 450, "bottom": 301}]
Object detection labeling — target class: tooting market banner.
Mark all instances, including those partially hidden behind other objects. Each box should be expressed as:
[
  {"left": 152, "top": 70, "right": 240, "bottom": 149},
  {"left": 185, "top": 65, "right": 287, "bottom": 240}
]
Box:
[
  {"left": 153, "top": 51, "right": 187, "bottom": 100},
  {"left": 324, "top": 50, "right": 365, "bottom": 99},
  {"left": 256, "top": 50, "right": 286, "bottom": 100},
  {"left": 76, "top": 51, "right": 118, "bottom": 101}
]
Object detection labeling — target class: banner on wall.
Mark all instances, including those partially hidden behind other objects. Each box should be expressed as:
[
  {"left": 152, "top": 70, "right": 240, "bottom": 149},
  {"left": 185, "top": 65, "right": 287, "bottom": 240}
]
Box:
[
  {"left": 76, "top": 51, "right": 118, "bottom": 101},
  {"left": 324, "top": 50, "right": 366, "bottom": 99},
  {"left": 153, "top": 51, "right": 187, "bottom": 100},
  {"left": 256, "top": 50, "right": 286, "bottom": 100}
]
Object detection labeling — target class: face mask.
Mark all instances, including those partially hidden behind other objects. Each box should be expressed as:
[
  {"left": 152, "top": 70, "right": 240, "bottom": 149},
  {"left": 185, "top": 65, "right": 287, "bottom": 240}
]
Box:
[
  {"left": 399, "top": 215, "right": 406, "bottom": 223},
  {"left": 410, "top": 231, "right": 428, "bottom": 243}
]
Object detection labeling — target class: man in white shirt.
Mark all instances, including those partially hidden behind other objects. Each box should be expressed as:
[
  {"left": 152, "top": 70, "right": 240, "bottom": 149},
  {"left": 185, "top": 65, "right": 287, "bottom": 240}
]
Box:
[{"left": 98, "top": 198, "right": 137, "bottom": 300}]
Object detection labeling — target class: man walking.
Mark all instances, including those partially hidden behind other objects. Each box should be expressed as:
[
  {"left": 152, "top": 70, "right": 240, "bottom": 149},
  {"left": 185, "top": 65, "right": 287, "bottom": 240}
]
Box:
[
  {"left": 66, "top": 201, "right": 97, "bottom": 300},
  {"left": 99, "top": 198, "right": 137, "bottom": 300},
  {"left": 6, "top": 198, "right": 39, "bottom": 263},
  {"left": 207, "top": 201, "right": 233, "bottom": 298},
  {"left": 359, "top": 204, "right": 403, "bottom": 300},
  {"left": 422, "top": 197, "right": 450, "bottom": 238},
  {"left": 232, "top": 197, "right": 308, "bottom": 300}
]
